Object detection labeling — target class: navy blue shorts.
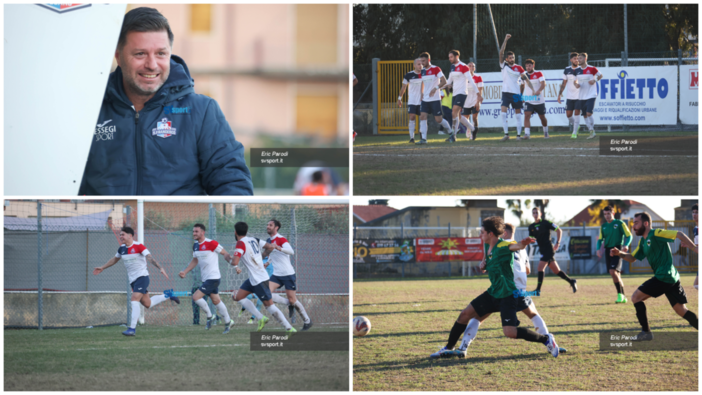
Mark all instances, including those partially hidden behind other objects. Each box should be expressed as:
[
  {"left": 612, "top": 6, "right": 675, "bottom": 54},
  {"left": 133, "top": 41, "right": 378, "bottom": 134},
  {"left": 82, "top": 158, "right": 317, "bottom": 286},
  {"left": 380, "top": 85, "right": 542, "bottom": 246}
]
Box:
[
  {"left": 576, "top": 98, "right": 596, "bottom": 114},
  {"left": 525, "top": 103, "right": 546, "bottom": 115},
  {"left": 452, "top": 94, "right": 467, "bottom": 108},
  {"left": 198, "top": 279, "right": 220, "bottom": 296},
  {"left": 240, "top": 279, "right": 272, "bottom": 302},
  {"left": 420, "top": 100, "right": 443, "bottom": 116},
  {"left": 407, "top": 104, "right": 421, "bottom": 115},
  {"left": 462, "top": 106, "right": 478, "bottom": 116},
  {"left": 501, "top": 92, "right": 523, "bottom": 109},
  {"left": 270, "top": 274, "right": 297, "bottom": 291},
  {"left": 131, "top": 276, "right": 149, "bottom": 294},
  {"left": 566, "top": 99, "right": 578, "bottom": 112}
]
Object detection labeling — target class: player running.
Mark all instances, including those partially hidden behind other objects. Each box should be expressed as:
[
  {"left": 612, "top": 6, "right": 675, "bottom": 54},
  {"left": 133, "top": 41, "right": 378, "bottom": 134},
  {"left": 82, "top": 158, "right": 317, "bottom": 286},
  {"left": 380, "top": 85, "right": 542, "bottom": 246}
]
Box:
[
  {"left": 611, "top": 212, "right": 699, "bottom": 340},
  {"left": 466, "top": 62, "right": 484, "bottom": 140},
  {"left": 446, "top": 223, "right": 562, "bottom": 356},
  {"left": 573, "top": 53, "right": 602, "bottom": 139},
  {"left": 430, "top": 217, "right": 559, "bottom": 359},
  {"left": 178, "top": 224, "right": 234, "bottom": 334},
  {"left": 264, "top": 219, "right": 313, "bottom": 331},
  {"left": 498, "top": 34, "right": 535, "bottom": 141},
  {"left": 530, "top": 207, "right": 577, "bottom": 295},
  {"left": 520, "top": 59, "right": 548, "bottom": 139},
  {"left": 439, "top": 50, "right": 479, "bottom": 143},
  {"left": 230, "top": 221, "right": 296, "bottom": 334},
  {"left": 596, "top": 206, "right": 633, "bottom": 303},
  {"left": 397, "top": 58, "right": 424, "bottom": 143},
  {"left": 416, "top": 52, "right": 453, "bottom": 145},
  {"left": 557, "top": 53, "right": 583, "bottom": 137},
  {"left": 93, "top": 226, "right": 180, "bottom": 336}
]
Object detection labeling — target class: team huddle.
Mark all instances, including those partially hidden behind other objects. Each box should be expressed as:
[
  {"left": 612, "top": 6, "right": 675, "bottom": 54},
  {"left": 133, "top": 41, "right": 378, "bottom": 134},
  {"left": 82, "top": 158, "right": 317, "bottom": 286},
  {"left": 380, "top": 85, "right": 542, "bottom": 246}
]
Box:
[
  {"left": 431, "top": 205, "right": 698, "bottom": 359},
  {"left": 398, "top": 34, "right": 602, "bottom": 144},
  {"left": 93, "top": 219, "right": 312, "bottom": 336}
]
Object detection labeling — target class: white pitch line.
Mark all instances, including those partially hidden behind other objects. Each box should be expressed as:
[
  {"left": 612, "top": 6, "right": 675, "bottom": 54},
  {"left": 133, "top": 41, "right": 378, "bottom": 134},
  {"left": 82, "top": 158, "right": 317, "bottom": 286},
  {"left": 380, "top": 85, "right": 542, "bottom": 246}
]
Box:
[
  {"left": 355, "top": 153, "right": 697, "bottom": 159},
  {"left": 64, "top": 344, "right": 247, "bottom": 352}
]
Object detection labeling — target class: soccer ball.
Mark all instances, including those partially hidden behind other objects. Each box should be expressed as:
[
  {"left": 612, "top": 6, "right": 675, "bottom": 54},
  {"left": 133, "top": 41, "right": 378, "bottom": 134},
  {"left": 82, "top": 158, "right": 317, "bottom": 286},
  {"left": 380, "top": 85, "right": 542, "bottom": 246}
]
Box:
[{"left": 353, "top": 316, "right": 371, "bottom": 337}]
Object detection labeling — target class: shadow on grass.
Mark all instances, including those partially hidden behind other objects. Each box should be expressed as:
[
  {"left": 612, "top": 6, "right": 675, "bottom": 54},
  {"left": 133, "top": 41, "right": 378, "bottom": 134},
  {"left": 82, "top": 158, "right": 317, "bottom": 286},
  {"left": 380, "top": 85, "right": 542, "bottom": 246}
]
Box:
[{"left": 353, "top": 352, "right": 549, "bottom": 373}]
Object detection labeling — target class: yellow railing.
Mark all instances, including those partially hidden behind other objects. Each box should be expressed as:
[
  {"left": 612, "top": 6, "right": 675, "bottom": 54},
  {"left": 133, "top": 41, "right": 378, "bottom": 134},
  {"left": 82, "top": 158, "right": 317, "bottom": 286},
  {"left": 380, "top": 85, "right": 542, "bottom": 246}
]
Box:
[{"left": 377, "top": 60, "right": 418, "bottom": 135}]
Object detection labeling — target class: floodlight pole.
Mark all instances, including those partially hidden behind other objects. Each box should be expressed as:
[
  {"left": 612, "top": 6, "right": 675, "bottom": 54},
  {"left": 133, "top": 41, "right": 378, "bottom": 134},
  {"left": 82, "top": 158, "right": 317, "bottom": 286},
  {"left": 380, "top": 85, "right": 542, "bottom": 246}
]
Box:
[{"left": 473, "top": 4, "right": 477, "bottom": 65}]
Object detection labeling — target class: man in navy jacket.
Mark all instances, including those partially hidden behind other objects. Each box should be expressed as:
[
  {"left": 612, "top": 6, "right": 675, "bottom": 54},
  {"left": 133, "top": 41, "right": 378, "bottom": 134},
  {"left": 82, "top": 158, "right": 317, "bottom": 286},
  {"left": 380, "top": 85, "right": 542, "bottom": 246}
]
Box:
[{"left": 80, "top": 7, "right": 253, "bottom": 195}]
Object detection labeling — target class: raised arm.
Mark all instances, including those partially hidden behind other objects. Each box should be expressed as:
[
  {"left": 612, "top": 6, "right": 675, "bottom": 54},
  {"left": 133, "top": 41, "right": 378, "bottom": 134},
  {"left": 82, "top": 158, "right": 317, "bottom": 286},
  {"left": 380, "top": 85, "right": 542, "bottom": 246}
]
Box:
[
  {"left": 499, "top": 34, "right": 511, "bottom": 64},
  {"left": 677, "top": 231, "right": 699, "bottom": 253},
  {"left": 509, "top": 237, "right": 536, "bottom": 252},
  {"left": 146, "top": 254, "right": 169, "bottom": 280},
  {"left": 179, "top": 257, "right": 199, "bottom": 278},
  {"left": 93, "top": 256, "right": 120, "bottom": 275}
]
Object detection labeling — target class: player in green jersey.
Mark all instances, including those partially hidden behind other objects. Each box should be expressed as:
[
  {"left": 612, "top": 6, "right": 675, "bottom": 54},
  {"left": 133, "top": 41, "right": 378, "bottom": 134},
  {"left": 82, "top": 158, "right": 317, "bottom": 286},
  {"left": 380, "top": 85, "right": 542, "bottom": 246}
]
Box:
[
  {"left": 596, "top": 206, "right": 633, "bottom": 303},
  {"left": 611, "top": 212, "right": 698, "bottom": 340}
]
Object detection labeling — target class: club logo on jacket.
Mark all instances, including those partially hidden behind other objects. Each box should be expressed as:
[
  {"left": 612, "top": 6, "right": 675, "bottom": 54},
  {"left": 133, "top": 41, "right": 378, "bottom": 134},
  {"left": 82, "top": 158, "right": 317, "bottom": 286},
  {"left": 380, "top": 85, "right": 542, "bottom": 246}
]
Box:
[
  {"left": 152, "top": 117, "right": 177, "bottom": 138},
  {"left": 95, "top": 119, "right": 117, "bottom": 141}
]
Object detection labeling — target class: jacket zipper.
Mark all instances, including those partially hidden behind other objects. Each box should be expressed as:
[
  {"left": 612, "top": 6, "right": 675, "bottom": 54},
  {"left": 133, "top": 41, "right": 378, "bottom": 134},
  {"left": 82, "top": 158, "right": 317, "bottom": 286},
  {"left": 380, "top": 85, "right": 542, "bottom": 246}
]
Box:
[{"left": 134, "top": 109, "right": 142, "bottom": 195}]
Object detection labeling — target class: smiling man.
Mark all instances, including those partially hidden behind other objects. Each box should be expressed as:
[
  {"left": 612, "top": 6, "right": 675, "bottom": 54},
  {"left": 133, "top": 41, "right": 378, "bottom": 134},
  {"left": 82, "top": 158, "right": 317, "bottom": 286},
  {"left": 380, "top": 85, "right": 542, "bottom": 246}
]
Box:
[{"left": 79, "top": 7, "right": 252, "bottom": 195}]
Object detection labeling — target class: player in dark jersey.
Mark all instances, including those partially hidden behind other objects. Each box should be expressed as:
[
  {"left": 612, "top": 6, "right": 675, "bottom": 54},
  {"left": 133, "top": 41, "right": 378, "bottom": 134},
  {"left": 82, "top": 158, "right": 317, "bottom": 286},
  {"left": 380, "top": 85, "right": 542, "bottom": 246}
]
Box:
[
  {"left": 611, "top": 212, "right": 698, "bottom": 340},
  {"left": 596, "top": 206, "right": 633, "bottom": 303},
  {"left": 529, "top": 207, "right": 577, "bottom": 295}
]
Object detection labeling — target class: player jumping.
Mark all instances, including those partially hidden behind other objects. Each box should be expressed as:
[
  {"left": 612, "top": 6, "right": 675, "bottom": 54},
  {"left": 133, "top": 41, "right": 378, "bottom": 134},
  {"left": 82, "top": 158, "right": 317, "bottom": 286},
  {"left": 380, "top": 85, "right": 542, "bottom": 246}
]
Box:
[
  {"left": 179, "top": 224, "right": 234, "bottom": 334},
  {"left": 521, "top": 59, "right": 548, "bottom": 139},
  {"left": 530, "top": 207, "right": 577, "bottom": 295},
  {"left": 573, "top": 53, "right": 602, "bottom": 139},
  {"left": 611, "top": 212, "right": 698, "bottom": 340},
  {"left": 397, "top": 58, "right": 424, "bottom": 143},
  {"left": 557, "top": 52, "right": 582, "bottom": 137},
  {"left": 93, "top": 226, "right": 180, "bottom": 336},
  {"left": 498, "top": 34, "right": 534, "bottom": 141},
  {"left": 596, "top": 206, "right": 633, "bottom": 303},
  {"left": 416, "top": 52, "right": 453, "bottom": 144}
]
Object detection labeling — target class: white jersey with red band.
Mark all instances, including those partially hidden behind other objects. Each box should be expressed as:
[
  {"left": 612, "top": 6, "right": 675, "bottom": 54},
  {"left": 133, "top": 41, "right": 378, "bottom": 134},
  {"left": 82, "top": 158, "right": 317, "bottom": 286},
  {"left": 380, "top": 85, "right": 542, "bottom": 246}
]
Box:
[
  {"left": 523, "top": 71, "right": 546, "bottom": 104},
  {"left": 193, "top": 238, "right": 224, "bottom": 281},
  {"left": 562, "top": 66, "right": 582, "bottom": 100},
  {"left": 234, "top": 236, "right": 269, "bottom": 286},
  {"left": 266, "top": 233, "right": 295, "bottom": 277},
  {"left": 447, "top": 61, "right": 477, "bottom": 97},
  {"left": 577, "top": 65, "right": 602, "bottom": 100},
  {"left": 421, "top": 64, "right": 445, "bottom": 102},
  {"left": 500, "top": 61, "right": 525, "bottom": 94},
  {"left": 464, "top": 73, "right": 484, "bottom": 108},
  {"left": 115, "top": 241, "right": 150, "bottom": 283}
]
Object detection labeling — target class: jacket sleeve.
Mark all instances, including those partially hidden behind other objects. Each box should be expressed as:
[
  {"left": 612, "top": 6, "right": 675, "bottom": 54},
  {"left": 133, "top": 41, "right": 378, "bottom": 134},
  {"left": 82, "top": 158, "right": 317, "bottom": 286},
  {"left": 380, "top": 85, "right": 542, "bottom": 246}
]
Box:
[{"left": 197, "top": 99, "right": 253, "bottom": 195}]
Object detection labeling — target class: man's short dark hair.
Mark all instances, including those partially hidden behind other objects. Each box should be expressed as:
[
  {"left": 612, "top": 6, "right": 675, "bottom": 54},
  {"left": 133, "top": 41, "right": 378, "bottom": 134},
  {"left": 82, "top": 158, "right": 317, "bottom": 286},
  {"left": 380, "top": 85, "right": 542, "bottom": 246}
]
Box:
[
  {"left": 483, "top": 216, "right": 505, "bottom": 237},
  {"left": 117, "top": 7, "right": 174, "bottom": 50},
  {"left": 532, "top": 207, "right": 542, "bottom": 214},
  {"left": 570, "top": 52, "right": 579, "bottom": 59},
  {"left": 525, "top": 59, "right": 534, "bottom": 66},
  {"left": 505, "top": 51, "right": 515, "bottom": 58},
  {"left": 270, "top": 219, "right": 282, "bottom": 231},
  {"left": 603, "top": 206, "right": 613, "bottom": 212},
  {"left": 692, "top": 204, "right": 698, "bottom": 212},
  {"left": 235, "top": 221, "right": 248, "bottom": 236},
  {"left": 579, "top": 52, "right": 588, "bottom": 59},
  {"left": 634, "top": 212, "right": 652, "bottom": 224},
  {"left": 121, "top": 226, "right": 134, "bottom": 236},
  {"left": 312, "top": 170, "right": 324, "bottom": 183},
  {"left": 419, "top": 52, "right": 431, "bottom": 60},
  {"left": 449, "top": 50, "right": 460, "bottom": 58},
  {"left": 504, "top": 223, "right": 515, "bottom": 234},
  {"left": 194, "top": 223, "right": 206, "bottom": 231}
]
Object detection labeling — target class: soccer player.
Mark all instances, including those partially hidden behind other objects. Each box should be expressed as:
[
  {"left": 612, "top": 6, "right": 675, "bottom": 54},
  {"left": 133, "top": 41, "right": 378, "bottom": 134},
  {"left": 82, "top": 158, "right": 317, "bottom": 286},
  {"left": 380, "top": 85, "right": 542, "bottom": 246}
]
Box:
[
  {"left": 264, "top": 219, "right": 313, "bottom": 331},
  {"left": 596, "top": 206, "right": 633, "bottom": 303},
  {"left": 611, "top": 212, "right": 699, "bottom": 340},
  {"left": 439, "top": 50, "right": 479, "bottom": 143},
  {"left": 452, "top": 223, "right": 560, "bottom": 354},
  {"left": 416, "top": 52, "right": 453, "bottom": 145},
  {"left": 466, "top": 62, "right": 484, "bottom": 140},
  {"left": 692, "top": 204, "right": 699, "bottom": 290},
  {"left": 498, "top": 34, "right": 535, "bottom": 141},
  {"left": 93, "top": 226, "right": 180, "bottom": 336},
  {"left": 429, "top": 217, "right": 559, "bottom": 359},
  {"left": 178, "top": 224, "right": 235, "bottom": 334},
  {"left": 397, "top": 58, "right": 424, "bottom": 143},
  {"left": 573, "top": 53, "right": 602, "bottom": 139},
  {"left": 557, "top": 52, "right": 582, "bottom": 137},
  {"left": 530, "top": 207, "right": 577, "bottom": 294},
  {"left": 230, "top": 221, "right": 296, "bottom": 334},
  {"left": 520, "top": 59, "right": 548, "bottom": 139}
]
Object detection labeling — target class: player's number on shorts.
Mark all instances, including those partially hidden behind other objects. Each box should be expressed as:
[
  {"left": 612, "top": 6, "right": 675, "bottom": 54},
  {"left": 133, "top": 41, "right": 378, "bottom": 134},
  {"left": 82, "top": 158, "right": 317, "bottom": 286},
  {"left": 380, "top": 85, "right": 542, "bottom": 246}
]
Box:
[{"left": 249, "top": 240, "right": 260, "bottom": 254}]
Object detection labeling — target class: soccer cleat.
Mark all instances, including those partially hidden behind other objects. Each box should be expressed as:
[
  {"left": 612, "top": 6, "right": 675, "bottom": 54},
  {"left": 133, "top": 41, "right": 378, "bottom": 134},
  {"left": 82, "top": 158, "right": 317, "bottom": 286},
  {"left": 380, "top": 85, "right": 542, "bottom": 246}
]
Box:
[
  {"left": 615, "top": 293, "right": 626, "bottom": 303},
  {"left": 544, "top": 132, "right": 550, "bottom": 138},
  {"left": 524, "top": 134, "right": 530, "bottom": 140},
  {"left": 570, "top": 279, "right": 578, "bottom": 293},
  {"left": 415, "top": 139, "right": 428, "bottom": 145},
  {"left": 619, "top": 295, "right": 628, "bottom": 303},
  {"left": 409, "top": 138, "right": 415, "bottom": 143},
  {"left": 247, "top": 318, "right": 255, "bottom": 324},
  {"left": 238, "top": 309, "right": 244, "bottom": 318},
  {"left": 634, "top": 331, "right": 653, "bottom": 341},
  {"left": 544, "top": 333, "right": 559, "bottom": 358},
  {"left": 223, "top": 320, "right": 233, "bottom": 334},
  {"left": 587, "top": 131, "right": 596, "bottom": 139},
  {"left": 516, "top": 136, "right": 522, "bottom": 141},
  {"left": 500, "top": 135, "right": 509, "bottom": 142},
  {"left": 559, "top": 347, "right": 567, "bottom": 354},
  {"left": 570, "top": 134, "right": 577, "bottom": 139},
  {"left": 122, "top": 328, "right": 136, "bottom": 336},
  {"left": 286, "top": 327, "right": 298, "bottom": 337},
  {"left": 302, "top": 321, "right": 313, "bottom": 331},
  {"left": 438, "top": 130, "right": 446, "bottom": 135},
  {"left": 206, "top": 317, "right": 214, "bottom": 330},
  {"left": 257, "top": 316, "right": 269, "bottom": 332},
  {"left": 429, "top": 346, "right": 454, "bottom": 359},
  {"left": 445, "top": 348, "right": 467, "bottom": 358},
  {"left": 163, "top": 289, "right": 181, "bottom": 304}
]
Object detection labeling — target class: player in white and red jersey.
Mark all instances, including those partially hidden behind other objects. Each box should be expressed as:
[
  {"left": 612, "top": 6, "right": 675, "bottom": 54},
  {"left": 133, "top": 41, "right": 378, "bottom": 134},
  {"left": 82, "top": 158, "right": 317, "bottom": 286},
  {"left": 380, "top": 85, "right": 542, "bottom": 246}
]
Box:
[
  {"left": 520, "top": 59, "right": 548, "bottom": 139},
  {"left": 178, "top": 223, "right": 235, "bottom": 334},
  {"left": 573, "top": 53, "right": 602, "bottom": 139},
  {"left": 264, "top": 219, "right": 313, "bottom": 331},
  {"left": 230, "top": 221, "right": 296, "bottom": 334},
  {"left": 557, "top": 53, "right": 583, "bottom": 137},
  {"left": 498, "top": 34, "right": 535, "bottom": 141},
  {"left": 438, "top": 50, "right": 479, "bottom": 143},
  {"left": 465, "top": 62, "right": 484, "bottom": 140},
  {"left": 93, "top": 226, "right": 179, "bottom": 336},
  {"left": 397, "top": 58, "right": 424, "bottom": 143},
  {"left": 417, "top": 52, "right": 453, "bottom": 145}
]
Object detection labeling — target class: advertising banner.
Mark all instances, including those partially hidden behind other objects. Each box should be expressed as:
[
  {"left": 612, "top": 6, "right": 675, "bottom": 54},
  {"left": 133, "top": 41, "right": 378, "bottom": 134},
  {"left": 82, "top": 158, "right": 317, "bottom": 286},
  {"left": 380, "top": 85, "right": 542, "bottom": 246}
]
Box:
[
  {"left": 353, "top": 239, "right": 415, "bottom": 263},
  {"left": 415, "top": 237, "right": 484, "bottom": 262},
  {"left": 680, "top": 65, "right": 698, "bottom": 125}
]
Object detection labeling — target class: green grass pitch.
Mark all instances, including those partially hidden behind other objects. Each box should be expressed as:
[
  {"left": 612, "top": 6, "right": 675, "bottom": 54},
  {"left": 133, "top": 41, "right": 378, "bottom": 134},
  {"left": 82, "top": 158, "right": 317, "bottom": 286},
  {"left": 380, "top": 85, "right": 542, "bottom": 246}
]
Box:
[
  {"left": 353, "top": 273, "right": 698, "bottom": 391},
  {"left": 353, "top": 131, "right": 698, "bottom": 195}
]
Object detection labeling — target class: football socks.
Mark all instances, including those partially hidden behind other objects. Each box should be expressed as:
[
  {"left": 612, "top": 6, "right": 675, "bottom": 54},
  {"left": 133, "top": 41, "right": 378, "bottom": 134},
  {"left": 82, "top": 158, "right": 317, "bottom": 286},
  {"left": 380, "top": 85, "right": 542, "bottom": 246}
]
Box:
[{"left": 634, "top": 301, "right": 650, "bottom": 332}]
